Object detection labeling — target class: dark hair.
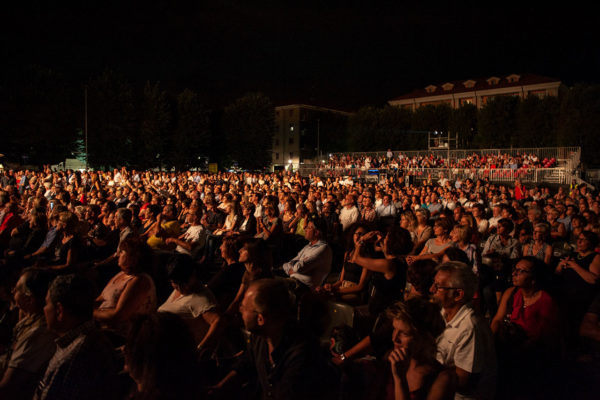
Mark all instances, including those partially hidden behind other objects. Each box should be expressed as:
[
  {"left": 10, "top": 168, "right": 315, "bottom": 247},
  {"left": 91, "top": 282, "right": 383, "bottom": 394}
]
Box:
[
  {"left": 443, "top": 247, "right": 470, "bottom": 264},
  {"left": 519, "top": 256, "right": 548, "bottom": 289},
  {"left": 241, "top": 238, "right": 273, "bottom": 272},
  {"left": 581, "top": 230, "right": 599, "bottom": 249},
  {"left": 249, "top": 279, "right": 293, "bottom": 322},
  {"left": 385, "top": 225, "right": 413, "bottom": 256},
  {"left": 125, "top": 312, "right": 198, "bottom": 399},
  {"left": 21, "top": 267, "right": 53, "bottom": 309},
  {"left": 406, "top": 259, "right": 437, "bottom": 296},
  {"left": 497, "top": 218, "right": 514, "bottom": 233},
  {"left": 166, "top": 254, "right": 196, "bottom": 287},
  {"left": 344, "top": 222, "right": 372, "bottom": 253},
  {"left": 386, "top": 297, "right": 445, "bottom": 364},
  {"left": 48, "top": 274, "right": 96, "bottom": 320},
  {"left": 307, "top": 215, "right": 328, "bottom": 239}
]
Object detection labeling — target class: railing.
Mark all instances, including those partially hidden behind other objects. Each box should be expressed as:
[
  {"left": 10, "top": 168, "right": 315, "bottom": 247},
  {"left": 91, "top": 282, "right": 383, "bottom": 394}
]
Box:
[{"left": 298, "top": 166, "right": 581, "bottom": 186}]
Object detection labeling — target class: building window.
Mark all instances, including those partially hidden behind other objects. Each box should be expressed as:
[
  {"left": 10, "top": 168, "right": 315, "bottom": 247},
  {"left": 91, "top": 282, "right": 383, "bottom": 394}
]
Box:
[
  {"left": 289, "top": 152, "right": 293, "bottom": 160},
  {"left": 289, "top": 137, "right": 294, "bottom": 144},
  {"left": 289, "top": 110, "right": 293, "bottom": 117},
  {"left": 274, "top": 138, "right": 279, "bottom": 146},
  {"left": 276, "top": 153, "right": 279, "bottom": 160},
  {"left": 289, "top": 123, "right": 294, "bottom": 132}
]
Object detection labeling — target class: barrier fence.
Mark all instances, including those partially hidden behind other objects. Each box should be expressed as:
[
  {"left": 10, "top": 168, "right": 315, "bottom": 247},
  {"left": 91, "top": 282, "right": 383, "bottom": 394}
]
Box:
[
  {"left": 298, "top": 166, "right": 580, "bottom": 186},
  {"left": 328, "top": 147, "right": 581, "bottom": 173}
]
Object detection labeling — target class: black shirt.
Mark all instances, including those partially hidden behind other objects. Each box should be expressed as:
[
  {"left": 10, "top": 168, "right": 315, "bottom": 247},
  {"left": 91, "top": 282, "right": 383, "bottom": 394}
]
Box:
[{"left": 233, "top": 323, "right": 339, "bottom": 400}]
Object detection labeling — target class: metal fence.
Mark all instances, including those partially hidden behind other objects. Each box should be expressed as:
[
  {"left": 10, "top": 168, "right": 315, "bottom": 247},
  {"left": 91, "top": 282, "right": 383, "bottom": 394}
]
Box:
[
  {"left": 328, "top": 147, "right": 581, "bottom": 172},
  {"left": 298, "top": 166, "right": 580, "bottom": 186}
]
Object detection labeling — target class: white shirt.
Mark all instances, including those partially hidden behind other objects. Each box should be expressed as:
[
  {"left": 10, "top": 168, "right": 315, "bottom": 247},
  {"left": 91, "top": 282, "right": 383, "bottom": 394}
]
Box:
[
  {"left": 437, "top": 305, "right": 497, "bottom": 400},
  {"left": 176, "top": 225, "right": 207, "bottom": 256},
  {"left": 339, "top": 206, "right": 359, "bottom": 231},
  {"left": 282, "top": 240, "right": 332, "bottom": 288}
]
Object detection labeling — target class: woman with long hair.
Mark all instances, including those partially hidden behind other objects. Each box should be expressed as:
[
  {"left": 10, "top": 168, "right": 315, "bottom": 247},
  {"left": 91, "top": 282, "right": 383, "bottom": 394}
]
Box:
[
  {"left": 385, "top": 298, "right": 455, "bottom": 400},
  {"left": 318, "top": 222, "right": 372, "bottom": 304},
  {"left": 412, "top": 209, "right": 432, "bottom": 254},
  {"left": 351, "top": 225, "right": 413, "bottom": 316},
  {"left": 224, "top": 238, "right": 273, "bottom": 314},
  {"left": 407, "top": 218, "right": 454, "bottom": 265}
]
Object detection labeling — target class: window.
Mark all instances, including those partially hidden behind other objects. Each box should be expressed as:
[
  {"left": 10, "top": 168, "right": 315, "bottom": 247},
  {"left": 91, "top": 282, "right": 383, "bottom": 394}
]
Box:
[
  {"left": 275, "top": 153, "right": 279, "bottom": 160},
  {"left": 463, "top": 80, "right": 476, "bottom": 89},
  {"left": 486, "top": 76, "right": 500, "bottom": 86},
  {"left": 289, "top": 123, "right": 295, "bottom": 132},
  {"left": 425, "top": 85, "right": 437, "bottom": 93},
  {"left": 442, "top": 82, "right": 454, "bottom": 91},
  {"left": 289, "top": 137, "right": 294, "bottom": 144},
  {"left": 289, "top": 152, "right": 293, "bottom": 159},
  {"left": 274, "top": 138, "right": 279, "bottom": 146}
]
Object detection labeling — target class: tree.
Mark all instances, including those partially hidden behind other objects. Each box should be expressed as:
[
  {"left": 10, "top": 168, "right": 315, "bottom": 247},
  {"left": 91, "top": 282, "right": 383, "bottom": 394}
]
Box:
[
  {"left": 222, "top": 92, "right": 274, "bottom": 170},
  {"left": 450, "top": 104, "right": 478, "bottom": 148},
  {"left": 169, "top": 88, "right": 211, "bottom": 170},
  {"left": 86, "top": 69, "right": 136, "bottom": 169},
  {"left": 515, "top": 95, "right": 559, "bottom": 147},
  {"left": 0, "top": 65, "right": 78, "bottom": 165},
  {"left": 136, "top": 81, "right": 171, "bottom": 169},
  {"left": 556, "top": 84, "right": 600, "bottom": 166},
  {"left": 476, "top": 96, "right": 518, "bottom": 148}
]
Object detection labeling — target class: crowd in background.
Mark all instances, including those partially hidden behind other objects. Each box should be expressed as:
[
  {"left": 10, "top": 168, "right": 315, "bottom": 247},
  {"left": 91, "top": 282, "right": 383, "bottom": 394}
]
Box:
[
  {"left": 323, "top": 151, "right": 557, "bottom": 172},
  {"left": 0, "top": 164, "right": 598, "bottom": 399}
]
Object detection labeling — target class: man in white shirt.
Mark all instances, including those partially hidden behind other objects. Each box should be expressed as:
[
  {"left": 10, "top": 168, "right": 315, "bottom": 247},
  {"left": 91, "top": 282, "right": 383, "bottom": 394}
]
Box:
[
  {"left": 166, "top": 207, "right": 207, "bottom": 258},
  {"left": 431, "top": 262, "right": 497, "bottom": 400},
  {"left": 339, "top": 194, "right": 359, "bottom": 231},
  {"left": 282, "top": 218, "right": 332, "bottom": 289}
]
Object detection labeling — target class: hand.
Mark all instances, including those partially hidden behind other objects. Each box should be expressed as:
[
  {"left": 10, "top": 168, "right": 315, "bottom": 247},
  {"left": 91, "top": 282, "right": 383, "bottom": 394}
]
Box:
[
  {"left": 388, "top": 347, "right": 410, "bottom": 379},
  {"left": 405, "top": 255, "right": 416, "bottom": 265},
  {"left": 332, "top": 354, "right": 345, "bottom": 367}
]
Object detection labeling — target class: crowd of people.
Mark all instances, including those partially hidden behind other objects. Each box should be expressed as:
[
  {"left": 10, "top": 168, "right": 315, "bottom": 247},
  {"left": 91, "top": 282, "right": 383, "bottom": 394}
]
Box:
[
  {"left": 323, "top": 151, "right": 557, "bottom": 172},
  {"left": 0, "top": 165, "right": 598, "bottom": 399}
]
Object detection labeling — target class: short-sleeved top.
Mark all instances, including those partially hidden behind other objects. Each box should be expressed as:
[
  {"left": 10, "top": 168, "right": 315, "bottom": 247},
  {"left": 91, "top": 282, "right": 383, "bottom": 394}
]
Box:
[
  {"left": 176, "top": 224, "right": 207, "bottom": 255},
  {"left": 147, "top": 219, "right": 181, "bottom": 249},
  {"left": 158, "top": 288, "right": 218, "bottom": 344},
  {"left": 424, "top": 238, "right": 453, "bottom": 255},
  {"left": 3, "top": 313, "right": 56, "bottom": 388}
]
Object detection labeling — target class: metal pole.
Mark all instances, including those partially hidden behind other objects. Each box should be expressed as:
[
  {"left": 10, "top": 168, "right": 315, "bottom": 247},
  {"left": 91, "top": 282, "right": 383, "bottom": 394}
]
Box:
[
  {"left": 317, "top": 118, "right": 320, "bottom": 162},
  {"left": 85, "top": 86, "right": 88, "bottom": 170}
]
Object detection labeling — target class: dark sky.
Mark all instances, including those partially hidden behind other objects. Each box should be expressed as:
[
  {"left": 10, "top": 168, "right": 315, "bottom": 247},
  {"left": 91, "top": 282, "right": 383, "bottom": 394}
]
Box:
[{"left": 3, "top": 1, "right": 599, "bottom": 109}]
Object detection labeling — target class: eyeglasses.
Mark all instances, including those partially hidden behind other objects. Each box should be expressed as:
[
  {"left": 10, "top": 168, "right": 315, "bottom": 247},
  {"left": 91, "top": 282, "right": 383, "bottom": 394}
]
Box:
[
  {"left": 431, "top": 282, "right": 460, "bottom": 292},
  {"left": 512, "top": 267, "right": 532, "bottom": 275}
]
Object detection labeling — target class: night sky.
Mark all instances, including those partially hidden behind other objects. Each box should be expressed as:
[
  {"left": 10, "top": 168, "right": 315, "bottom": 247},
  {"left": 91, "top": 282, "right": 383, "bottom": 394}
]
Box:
[{"left": 2, "top": 1, "right": 599, "bottom": 109}]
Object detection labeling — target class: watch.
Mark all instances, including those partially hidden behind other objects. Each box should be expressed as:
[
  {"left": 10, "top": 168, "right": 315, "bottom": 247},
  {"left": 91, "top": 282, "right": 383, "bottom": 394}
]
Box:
[{"left": 339, "top": 353, "right": 346, "bottom": 361}]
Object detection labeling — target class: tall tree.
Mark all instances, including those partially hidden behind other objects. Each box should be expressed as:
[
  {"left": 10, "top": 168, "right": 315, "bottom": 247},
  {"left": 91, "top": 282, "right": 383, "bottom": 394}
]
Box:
[
  {"left": 86, "top": 69, "right": 136, "bottom": 169},
  {"left": 223, "top": 92, "right": 274, "bottom": 170},
  {"left": 449, "top": 104, "right": 478, "bottom": 149},
  {"left": 476, "top": 96, "right": 518, "bottom": 148},
  {"left": 137, "top": 81, "right": 171, "bottom": 169},
  {"left": 169, "top": 88, "right": 211, "bottom": 170}
]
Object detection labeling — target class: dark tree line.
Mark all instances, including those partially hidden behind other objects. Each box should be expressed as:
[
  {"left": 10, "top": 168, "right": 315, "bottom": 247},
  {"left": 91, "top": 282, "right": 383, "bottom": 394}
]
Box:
[
  {"left": 1, "top": 67, "right": 274, "bottom": 171},
  {"left": 2, "top": 65, "right": 599, "bottom": 169},
  {"left": 347, "top": 85, "right": 600, "bottom": 166}
]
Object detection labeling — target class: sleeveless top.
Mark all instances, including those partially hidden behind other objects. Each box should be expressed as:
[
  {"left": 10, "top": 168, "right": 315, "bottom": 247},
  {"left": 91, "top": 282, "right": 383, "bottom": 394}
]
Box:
[
  {"left": 342, "top": 253, "right": 363, "bottom": 284},
  {"left": 369, "top": 258, "right": 407, "bottom": 316},
  {"left": 526, "top": 242, "right": 550, "bottom": 261},
  {"left": 383, "top": 361, "right": 446, "bottom": 400},
  {"left": 563, "top": 252, "right": 598, "bottom": 312},
  {"left": 98, "top": 271, "right": 157, "bottom": 336}
]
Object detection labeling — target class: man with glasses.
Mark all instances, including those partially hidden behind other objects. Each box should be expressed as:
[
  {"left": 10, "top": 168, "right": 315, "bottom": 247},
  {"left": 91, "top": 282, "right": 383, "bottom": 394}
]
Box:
[{"left": 431, "top": 262, "right": 497, "bottom": 400}]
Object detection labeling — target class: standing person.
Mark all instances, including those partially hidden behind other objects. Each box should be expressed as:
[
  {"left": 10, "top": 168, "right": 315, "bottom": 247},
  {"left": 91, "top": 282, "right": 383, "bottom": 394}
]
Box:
[
  {"left": 35, "top": 274, "right": 120, "bottom": 400},
  {"left": 430, "top": 262, "right": 496, "bottom": 400}
]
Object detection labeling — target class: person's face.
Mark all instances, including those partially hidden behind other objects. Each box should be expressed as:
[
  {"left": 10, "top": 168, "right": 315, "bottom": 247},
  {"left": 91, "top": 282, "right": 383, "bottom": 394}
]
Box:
[
  {"left": 453, "top": 208, "right": 462, "bottom": 220},
  {"left": 118, "top": 248, "right": 136, "bottom": 273},
  {"left": 450, "top": 227, "right": 460, "bottom": 243},
  {"left": 238, "top": 245, "right": 249, "bottom": 263},
  {"left": 577, "top": 234, "right": 592, "bottom": 253},
  {"left": 392, "top": 318, "right": 414, "bottom": 354},
  {"left": 13, "top": 274, "right": 31, "bottom": 312},
  {"left": 512, "top": 259, "right": 534, "bottom": 288},
  {"left": 400, "top": 216, "right": 408, "bottom": 229},
  {"left": 239, "top": 289, "right": 260, "bottom": 332},
  {"left": 430, "top": 271, "right": 459, "bottom": 309},
  {"left": 44, "top": 292, "right": 58, "bottom": 332},
  {"left": 533, "top": 227, "right": 545, "bottom": 241},
  {"left": 305, "top": 222, "right": 318, "bottom": 242}
]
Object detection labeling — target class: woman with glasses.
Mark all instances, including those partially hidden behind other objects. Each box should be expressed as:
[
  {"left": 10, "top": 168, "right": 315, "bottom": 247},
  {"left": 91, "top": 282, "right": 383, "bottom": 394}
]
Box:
[
  {"left": 555, "top": 230, "right": 600, "bottom": 344},
  {"left": 317, "top": 222, "right": 372, "bottom": 305},
  {"left": 491, "top": 256, "right": 557, "bottom": 398},
  {"left": 522, "top": 223, "right": 553, "bottom": 265}
]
